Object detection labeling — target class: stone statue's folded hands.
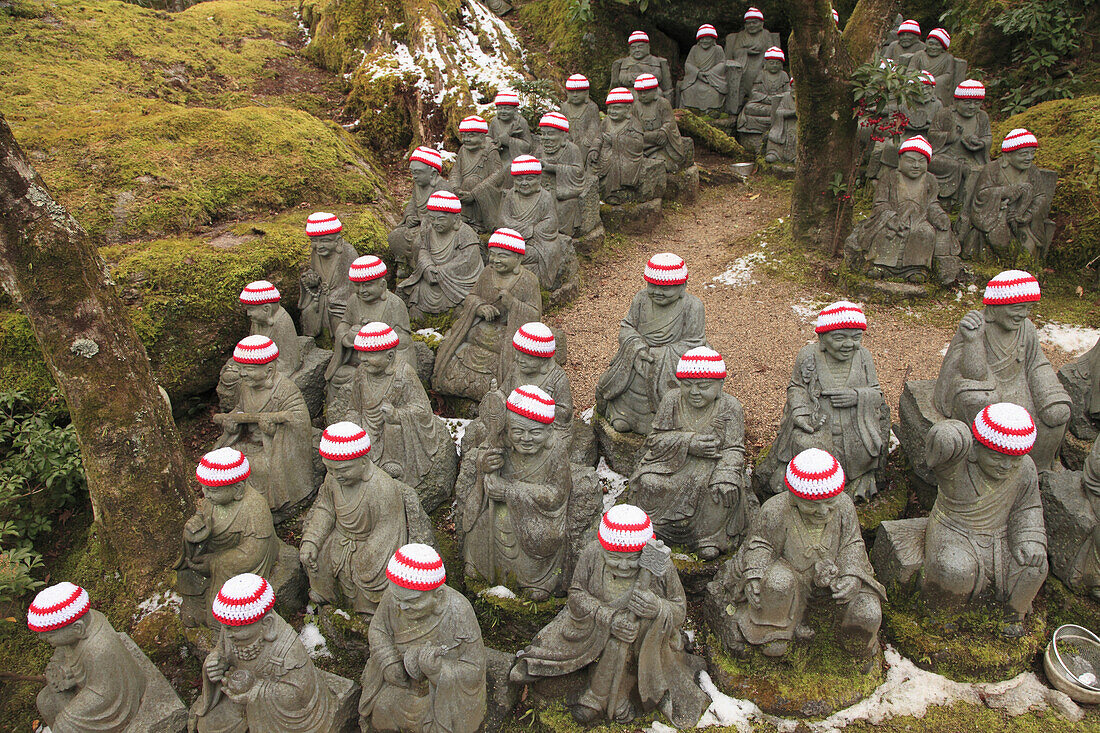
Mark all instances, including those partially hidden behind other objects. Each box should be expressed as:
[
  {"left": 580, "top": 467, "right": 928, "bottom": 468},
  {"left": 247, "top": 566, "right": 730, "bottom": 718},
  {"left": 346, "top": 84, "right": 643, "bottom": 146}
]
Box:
[{"left": 1013, "top": 541, "right": 1045, "bottom": 568}]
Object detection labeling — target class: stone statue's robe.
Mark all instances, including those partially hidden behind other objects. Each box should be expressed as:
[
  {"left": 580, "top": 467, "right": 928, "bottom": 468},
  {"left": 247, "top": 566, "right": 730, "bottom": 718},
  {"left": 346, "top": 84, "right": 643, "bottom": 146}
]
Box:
[
  {"left": 967, "top": 158, "right": 1057, "bottom": 260},
  {"left": 488, "top": 116, "right": 533, "bottom": 166},
  {"left": 36, "top": 610, "right": 144, "bottom": 733},
  {"left": 388, "top": 174, "right": 453, "bottom": 266},
  {"left": 531, "top": 139, "right": 590, "bottom": 237},
  {"left": 450, "top": 144, "right": 503, "bottom": 232},
  {"left": 595, "top": 116, "right": 650, "bottom": 202},
  {"left": 326, "top": 290, "right": 415, "bottom": 387},
  {"left": 882, "top": 38, "right": 924, "bottom": 67},
  {"left": 610, "top": 54, "right": 672, "bottom": 99},
  {"left": 360, "top": 585, "right": 487, "bottom": 733},
  {"left": 906, "top": 51, "right": 966, "bottom": 109},
  {"left": 632, "top": 390, "right": 750, "bottom": 554},
  {"left": 633, "top": 96, "right": 690, "bottom": 172},
  {"left": 298, "top": 239, "right": 357, "bottom": 338},
  {"left": 678, "top": 43, "right": 729, "bottom": 112},
  {"left": 928, "top": 107, "right": 991, "bottom": 205},
  {"left": 724, "top": 28, "right": 780, "bottom": 112},
  {"left": 1071, "top": 338, "right": 1100, "bottom": 418},
  {"left": 1069, "top": 440, "right": 1100, "bottom": 592},
  {"left": 498, "top": 188, "right": 570, "bottom": 290},
  {"left": 399, "top": 222, "right": 484, "bottom": 318},
  {"left": 901, "top": 97, "right": 942, "bottom": 140},
  {"left": 764, "top": 90, "right": 797, "bottom": 164},
  {"left": 562, "top": 99, "right": 601, "bottom": 159},
  {"left": 737, "top": 70, "right": 791, "bottom": 137}
]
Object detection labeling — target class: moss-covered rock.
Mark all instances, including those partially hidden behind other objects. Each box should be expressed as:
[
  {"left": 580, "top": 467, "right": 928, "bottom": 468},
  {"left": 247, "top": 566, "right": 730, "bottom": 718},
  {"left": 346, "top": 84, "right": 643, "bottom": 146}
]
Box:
[
  {"left": 466, "top": 577, "right": 565, "bottom": 653},
  {"left": 676, "top": 108, "right": 750, "bottom": 158}
]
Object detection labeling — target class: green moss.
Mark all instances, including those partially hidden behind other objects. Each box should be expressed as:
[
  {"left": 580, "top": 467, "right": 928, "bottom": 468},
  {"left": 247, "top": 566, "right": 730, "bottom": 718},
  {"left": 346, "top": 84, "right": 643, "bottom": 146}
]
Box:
[
  {"left": 0, "top": 309, "right": 55, "bottom": 401},
  {"left": 842, "top": 701, "right": 1099, "bottom": 732},
  {"left": 512, "top": 0, "right": 623, "bottom": 100},
  {"left": 410, "top": 308, "right": 458, "bottom": 338},
  {"left": 857, "top": 457, "right": 914, "bottom": 536},
  {"left": 677, "top": 108, "right": 749, "bottom": 158},
  {"left": 504, "top": 699, "right": 661, "bottom": 733},
  {"left": 466, "top": 576, "right": 565, "bottom": 652}
]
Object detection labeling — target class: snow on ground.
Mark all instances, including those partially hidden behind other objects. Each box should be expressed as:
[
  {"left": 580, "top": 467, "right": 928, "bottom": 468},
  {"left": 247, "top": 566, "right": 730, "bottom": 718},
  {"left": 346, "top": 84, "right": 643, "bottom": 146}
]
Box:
[
  {"left": 888, "top": 429, "right": 900, "bottom": 454},
  {"left": 299, "top": 622, "right": 332, "bottom": 659},
  {"left": 706, "top": 251, "right": 768, "bottom": 289},
  {"left": 416, "top": 327, "right": 444, "bottom": 343},
  {"left": 580, "top": 406, "right": 594, "bottom": 425},
  {"left": 1037, "top": 322, "right": 1100, "bottom": 356},
  {"left": 791, "top": 298, "right": 829, "bottom": 323},
  {"left": 479, "top": 585, "right": 517, "bottom": 600},
  {"left": 133, "top": 589, "right": 181, "bottom": 621},
  {"left": 446, "top": 417, "right": 471, "bottom": 454},
  {"left": 293, "top": 9, "right": 312, "bottom": 46},
  {"left": 596, "top": 457, "right": 629, "bottom": 510},
  {"left": 697, "top": 670, "right": 763, "bottom": 731}
]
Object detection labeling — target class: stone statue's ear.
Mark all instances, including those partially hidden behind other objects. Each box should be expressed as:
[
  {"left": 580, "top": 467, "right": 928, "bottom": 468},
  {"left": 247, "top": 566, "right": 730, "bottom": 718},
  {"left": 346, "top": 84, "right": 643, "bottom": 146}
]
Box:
[
  {"left": 71, "top": 617, "right": 90, "bottom": 639},
  {"left": 261, "top": 612, "right": 278, "bottom": 642}
]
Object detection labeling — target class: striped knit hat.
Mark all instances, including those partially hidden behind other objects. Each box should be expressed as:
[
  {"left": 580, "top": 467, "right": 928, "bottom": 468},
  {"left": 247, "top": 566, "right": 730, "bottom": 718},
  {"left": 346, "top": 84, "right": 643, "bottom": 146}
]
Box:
[
  {"left": 539, "top": 112, "right": 570, "bottom": 132},
  {"left": 427, "top": 190, "right": 462, "bottom": 213},
  {"left": 319, "top": 421, "right": 371, "bottom": 460},
  {"left": 697, "top": 24, "right": 718, "bottom": 39},
  {"left": 644, "top": 252, "right": 688, "bottom": 285},
  {"left": 506, "top": 385, "right": 555, "bottom": 424},
  {"left": 409, "top": 146, "right": 443, "bottom": 171},
  {"left": 833, "top": 9, "right": 840, "bottom": 24},
  {"left": 511, "top": 155, "right": 542, "bottom": 175},
  {"left": 27, "top": 582, "right": 91, "bottom": 632},
  {"left": 899, "top": 135, "right": 933, "bottom": 161},
  {"left": 972, "top": 403, "right": 1036, "bottom": 456},
  {"left": 628, "top": 30, "right": 649, "bottom": 44},
  {"left": 494, "top": 91, "right": 520, "bottom": 106},
  {"left": 459, "top": 115, "right": 489, "bottom": 134},
  {"left": 488, "top": 227, "right": 525, "bottom": 254},
  {"left": 897, "top": 19, "right": 921, "bottom": 36},
  {"left": 196, "top": 447, "right": 251, "bottom": 488},
  {"left": 387, "top": 544, "right": 446, "bottom": 591},
  {"left": 240, "top": 280, "right": 280, "bottom": 305},
  {"left": 918, "top": 69, "right": 936, "bottom": 86},
  {"left": 513, "top": 322, "right": 556, "bottom": 358},
  {"left": 233, "top": 334, "right": 279, "bottom": 365},
  {"left": 954, "top": 79, "right": 985, "bottom": 100},
  {"left": 349, "top": 254, "right": 387, "bottom": 282},
  {"left": 634, "top": 73, "right": 660, "bottom": 91},
  {"left": 566, "top": 74, "right": 590, "bottom": 91},
  {"left": 744, "top": 7, "right": 764, "bottom": 21},
  {"left": 211, "top": 574, "right": 275, "bottom": 627},
  {"left": 927, "top": 28, "right": 950, "bottom": 49},
  {"left": 598, "top": 504, "right": 654, "bottom": 552},
  {"left": 306, "top": 212, "right": 342, "bottom": 237},
  {"left": 676, "top": 346, "right": 726, "bottom": 379},
  {"left": 785, "top": 448, "right": 846, "bottom": 500},
  {"left": 983, "top": 269, "right": 1040, "bottom": 305},
  {"left": 354, "top": 322, "right": 400, "bottom": 352},
  {"left": 815, "top": 301, "right": 868, "bottom": 333},
  {"left": 1001, "top": 128, "right": 1038, "bottom": 152},
  {"left": 606, "top": 87, "right": 634, "bottom": 105},
  {"left": 764, "top": 46, "right": 785, "bottom": 62}
]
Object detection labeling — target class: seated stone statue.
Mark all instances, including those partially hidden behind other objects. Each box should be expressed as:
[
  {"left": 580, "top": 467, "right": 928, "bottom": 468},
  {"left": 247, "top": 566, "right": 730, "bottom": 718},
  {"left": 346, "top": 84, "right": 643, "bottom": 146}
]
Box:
[
  {"left": 846, "top": 136, "right": 961, "bottom": 285},
  {"left": 214, "top": 335, "right": 314, "bottom": 514},
  {"left": 387, "top": 146, "right": 451, "bottom": 276},
  {"left": 432, "top": 230, "right": 542, "bottom": 401},
  {"left": 901, "top": 71, "right": 943, "bottom": 140},
  {"left": 461, "top": 385, "right": 570, "bottom": 600},
  {"left": 928, "top": 80, "right": 991, "bottom": 221},
  {"left": 596, "top": 253, "right": 707, "bottom": 435},
  {"left": 595, "top": 88, "right": 666, "bottom": 205},
  {"left": 532, "top": 112, "right": 594, "bottom": 239},
  {"left": 724, "top": 7, "right": 781, "bottom": 114},
  {"left": 398, "top": 190, "right": 483, "bottom": 320},
  {"left": 561, "top": 74, "right": 601, "bottom": 161},
  {"left": 737, "top": 47, "right": 790, "bottom": 153},
  {"left": 299, "top": 212, "right": 357, "bottom": 339},
  {"left": 921, "top": 404, "right": 1047, "bottom": 635},
  {"left": 217, "top": 280, "right": 302, "bottom": 411},
  {"left": 634, "top": 74, "right": 691, "bottom": 173},
  {"left": 359, "top": 544, "right": 487, "bottom": 733},
  {"left": 1062, "top": 336, "right": 1100, "bottom": 439},
  {"left": 934, "top": 270, "right": 1070, "bottom": 472},
  {"left": 763, "top": 80, "right": 797, "bottom": 165},
  {"left": 611, "top": 31, "right": 672, "bottom": 100},
  {"left": 488, "top": 91, "right": 533, "bottom": 167},
  {"left": 509, "top": 505, "right": 709, "bottom": 727},
  {"left": 192, "top": 574, "right": 335, "bottom": 732},
  {"left": 678, "top": 24, "right": 728, "bottom": 114},
  {"left": 630, "top": 347, "right": 750, "bottom": 559},
  {"left": 498, "top": 155, "right": 576, "bottom": 292},
  {"left": 881, "top": 19, "right": 925, "bottom": 67},
  {"left": 451, "top": 115, "right": 503, "bottom": 233},
  {"left": 1060, "top": 436, "right": 1100, "bottom": 600},
  {"left": 906, "top": 28, "right": 966, "bottom": 110},
  {"left": 349, "top": 323, "right": 457, "bottom": 510},
  {"left": 966, "top": 128, "right": 1057, "bottom": 261},
  {"left": 757, "top": 303, "right": 890, "bottom": 502},
  {"left": 709, "top": 449, "right": 885, "bottom": 662}
]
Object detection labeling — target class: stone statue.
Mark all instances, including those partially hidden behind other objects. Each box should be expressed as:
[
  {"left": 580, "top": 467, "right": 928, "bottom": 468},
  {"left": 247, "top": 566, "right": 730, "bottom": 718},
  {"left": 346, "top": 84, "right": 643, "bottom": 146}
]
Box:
[
  {"left": 191, "top": 574, "right": 336, "bottom": 732},
  {"left": 921, "top": 404, "right": 1047, "bottom": 635},
  {"left": 398, "top": 190, "right": 484, "bottom": 319},
  {"left": 595, "top": 88, "right": 666, "bottom": 205},
  {"left": 498, "top": 155, "right": 576, "bottom": 292},
  {"left": 360, "top": 544, "right": 487, "bottom": 733},
  {"left": 432, "top": 230, "right": 542, "bottom": 401},
  {"left": 1060, "top": 437, "right": 1100, "bottom": 599},
  {"left": 906, "top": 29, "right": 966, "bottom": 110},
  {"left": 934, "top": 270, "right": 1070, "bottom": 472},
  {"left": 509, "top": 505, "right": 709, "bottom": 727},
  {"left": 901, "top": 71, "right": 943, "bottom": 140},
  {"left": 450, "top": 115, "right": 503, "bottom": 233},
  {"left": 634, "top": 74, "right": 691, "bottom": 172},
  {"left": 213, "top": 335, "right": 314, "bottom": 514},
  {"left": 461, "top": 385, "right": 570, "bottom": 600},
  {"left": 531, "top": 112, "right": 593, "bottom": 238},
  {"left": 561, "top": 75, "right": 601, "bottom": 160},
  {"left": 928, "top": 79, "right": 991, "bottom": 223},
  {"left": 724, "top": 7, "right": 781, "bottom": 114},
  {"left": 882, "top": 19, "right": 925, "bottom": 68},
  {"left": 737, "top": 47, "right": 790, "bottom": 154},
  {"left": 488, "top": 91, "right": 533, "bottom": 167},
  {"left": 387, "top": 147, "right": 451, "bottom": 276},
  {"left": 1062, "top": 336, "right": 1100, "bottom": 439},
  {"left": 610, "top": 30, "right": 672, "bottom": 100},
  {"left": 846, "top": 136, "right": 962, "bottom": 285},
  {"left": 965, "top": 128, "right": 1057, "bottom": 261},
  {"left": 596, "top": 253, "right": 707, "bottom": 435},
  {"left": 678, "top": 24, "right": 729, "bottom": 114},
  {"left": 709, "top": 449, "right": 885, "bottom": 662},
  {"left": 298, "top": 212, "right": 357, "bottom": 339},
  {"left": 763, "top": 80, "right": 797, "bottom": 165},
  {"left": 349, "top": 323, "right": 458, "bottom": 511}
]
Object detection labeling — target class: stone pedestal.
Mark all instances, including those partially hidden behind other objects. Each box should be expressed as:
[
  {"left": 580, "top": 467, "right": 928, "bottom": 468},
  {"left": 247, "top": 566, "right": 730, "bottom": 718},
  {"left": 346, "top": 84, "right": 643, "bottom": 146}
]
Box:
[
  {"left": 592, "top": 413, "right": 646, "bottom": 476},
  {"left": 1058, "top": 362, "right": 1099, "bottom": 442},
  {"left": 570, "top": 419, "right": 598, "bottom": 468},
  {"left": 1040, "top": 469, "right": 1094, "bottom": 591},
  {"left": 295, "top": 337, "right": 333, "bottom": 419},
  {"left": 546, "top": 246, "right": 581, "bottom": 307},
  {"left": 870, "top": 517, "right": 928, "bottom": 590},
  {"left": 272, "top": 540, "right": 308, "bottom": 618},
  {"left": 897, "top": 379, "right": 942, "bottom": 487},
  {"left": 600, "top": 199, "right": 663, "bottom": 235},
  {"left": 320, "top": 669, "right": 361, "bottom": 733},
  {"left": 575, "top": 224, "right": 606, "bottom": 258},
  {"left": 118, "top": 633, "right": 188, "bottom": 733},
  {"left": 485, "top": 648, "right": 519, "bottom": 732},
  {"left": 665, "top": 164, "right": 700, "bottom": 205}
]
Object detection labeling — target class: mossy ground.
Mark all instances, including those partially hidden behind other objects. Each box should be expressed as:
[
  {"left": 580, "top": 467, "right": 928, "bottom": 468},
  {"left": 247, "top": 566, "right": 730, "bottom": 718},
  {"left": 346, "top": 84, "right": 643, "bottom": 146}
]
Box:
[
  {"left": 677, "top": 108, "right": 750, "bottom": 159},
  {"left": 466, "top": 576, "right": 565, "bottom": 653}
]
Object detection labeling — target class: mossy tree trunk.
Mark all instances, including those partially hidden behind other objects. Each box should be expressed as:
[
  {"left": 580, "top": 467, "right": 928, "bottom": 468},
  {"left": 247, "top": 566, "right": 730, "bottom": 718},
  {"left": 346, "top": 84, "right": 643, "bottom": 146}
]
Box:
[
  {"left": 0, "top": 114, "right": 192, "bottom": 596},
  {"left": 787, "top": 0, "right": 899, "bottom": 254}
]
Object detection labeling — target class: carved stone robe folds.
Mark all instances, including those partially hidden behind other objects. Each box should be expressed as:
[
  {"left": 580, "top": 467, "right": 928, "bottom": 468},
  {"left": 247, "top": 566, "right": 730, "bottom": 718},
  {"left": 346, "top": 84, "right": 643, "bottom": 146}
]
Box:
[
  {"left": 399, "top": 222, "right": 484, "bottom": 318},
  {"left": 724, "top": 28, "right": 780, "bottom": 113},
  {"left": 764, "top": 90, "right": 797, "bottom": 165},
  {"left": 465, "top": 364, "right": 575, "bottom": 453},
  {"left": 1069, "top": 441, "right": 1100, "bottom": 592},
  {"left": 219, "top": 307, "right": 302, "bottom": 423},
  {"left": 298, "top": 240, "right": 357, "bottom": 338},
  {"left": 610, "top": 54, "right": 673, "bottom": 99},
  {"left": 360, "top": 585, "right": 487, "bottom": 733},
  {"left": 737, "top": 70, "right": 791, "bottom": 137},
  {"left": 562, "top": 99, "right": 601, "bottom": 159},
  {"left": 928, "top": 107, "right": 991, "bottom": 206},
  {"left": 450, "top": 144, "right": 503, "bottom": 232},
  {"left": 967, "top": 158, "right": 1057, "bottom": 260},
  {"left": 906, "top": 51, "right": 966, "bottom": 109},
  {"left": 388, "top": 175, "right": 453, "bottom": 266},
  {"left": 632, "top": 390, "right": 751, "bottom": 554},
  {"left": 498, "top": 188, "right": 572, "bottom": 290},
  {"left": 488, "top": 116, "right": 533, "bottom": 167},
  {"left": 634, "top": 97, "right": 690, "bottom": 172},
  {"left": 36, "top": 610, "right": 144, "bottom": 733},
  {"left": 532, "top": 139, "right": 591, "bottom": 237},
  {"left": 678, "top": 43, "right": 728, "bottom": 112},
  {"left": 595, "top": 115, "right": 659, "bottom": 204}
]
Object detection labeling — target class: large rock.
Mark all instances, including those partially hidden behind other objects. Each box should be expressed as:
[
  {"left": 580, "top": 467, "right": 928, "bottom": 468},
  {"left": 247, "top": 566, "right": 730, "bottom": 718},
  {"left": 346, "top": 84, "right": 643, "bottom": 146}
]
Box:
[
  {"left": 484, "top": 648, "right": 519, "bottom": 732},
  {"left": 897, "top": 379, "right": 942, "bottom": 487},
  {"left": 118, "top": 633, "right": 188, "bottom": 733},
  {"left": 592, "top": 413, "right": 646, "bottom": 476},
  {"left": 570, "top": 418, "right": 598, "bottom": 468},
  {"left": 294, "top": 337, "right": 333, "bottom": 419},
  {"left": 870, "top": 517, "right": 928, "bottom": 589},
  {"left": 272, "top": 541, "right": 308, "bottom": 619},
  {"left": 600, "top": 198, "right": 663, "bottom": 235},
  {"left": 1040, "top": 469, "right": 1094, "bottom": 591},
  {"left": 1058, "top": 362, "right": 1099, "bottom": 442},
  {"left": 665, "top": 163, "right": 700, "bottom": 205},
  {"left": 320, "top": 669, "right": 361, "bottom": 733}
]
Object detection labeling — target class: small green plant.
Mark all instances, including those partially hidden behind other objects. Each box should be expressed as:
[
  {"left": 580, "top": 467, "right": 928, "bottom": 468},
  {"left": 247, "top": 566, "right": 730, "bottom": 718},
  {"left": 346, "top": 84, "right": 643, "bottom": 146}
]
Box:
[
  {"left": 566, "top": 0, "right": 593, "bottom": 23},
  {"left": 989, "top": 0, "right": 1084, "bottom": 114}
]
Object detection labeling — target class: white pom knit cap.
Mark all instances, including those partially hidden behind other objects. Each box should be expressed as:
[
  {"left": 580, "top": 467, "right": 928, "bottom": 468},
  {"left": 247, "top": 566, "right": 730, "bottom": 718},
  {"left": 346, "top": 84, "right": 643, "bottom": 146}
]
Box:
[
  {"left": 513, "top": 322, "right": 556, "bottom": 358},
  {"left": 27, "top": 582, "right": 91, "bottom": 632},
  {"left": 409, "top": 145, "right": 443, "bottom": 171},
  {"left": 676, "top": 346, "right": 727, "bottom": 379},
  {"left": 565, "top": 74, "right": 590, "bottom": 91},
  {"left": 983, "top": 269, "right": 1041, "bottom": 305},
  {"left": 196, "top": 447, "right": 251, "bottom": 488},
  {"left": 349, "top": 254, "right": 387, "bottom": 282},
  {"left": 510, "top": 155, "right": 543, "bottom": 175},
  {"left": 306, "top": 212, "right": 342, "bottom": 237},
  {"left": 785, "top": 448, "right": 846, "bottom": 500},
  {"left": 606, "top": 87, "right": 635, "bottom": 105},
  {"left": 319, "top": 421, "right": 372, "bottom": 460},
  {"left": 972, "top": 403, "right": 1036, "bottom": 455},
  {"left": 240, "top": 280, "right": 280, "bottom": 305},
  {"left": 1001, "top": 128, "right": 1038, "bottom": 152},
  {"left": 211, "top": 573, "right": 275, "bottom": 627},
  {"left": 815, "top": 301, "right": 868, "bottom": 333},
  {"left": 634, "top": 73, "right": 660, "bottom": 91},
  {"left": 354, "top": 321, "right": 400, "bottom": 352},
  {"left": 507, "top": 385, "right": 556, "bottom": 424},
  {"left": 387, "top": 543, "right": 446, "bottom": 590},
  {"left": 697, "top": 24, "right": 718, "bottom": 39},
  {"left": 927, "top": 28, "right": 951, "bottom": 48},
  {"left": 917, "top": 69, "right": 936, "bottom": 86},
  {"left": 599, "top": 504, "right": 654, "bottom": 552},
  {"left": 233, "top": 334, "right": 279, "bottom": 365},
  {"left": 488, "top": 228, "right": 526, "bottom": 254},
  {"left": 628, "top": 30, "right": 649, "bottom": 44},
  {"left": 494, "top": 91, "right": 520, "bottom": 106},
  {"left": 644, "top": 252, "right": 688, "bottom": 285},
  {"left": 954, "top": 79, "right": 985, "bottom": 99},
  {"left": 744, "top": 7, "right": 764, "bottom": 21},
  {"left": 898, "top": 135, "right": 933, "bottom": 161},
  {"left": 427, "top": 190, "right": 462, "bottom": 213},
  {"left": 459, "top": 115, "right": 490, "bottom": 133},
  {"left": 764, "top": 46, "right": 785, "bottom": 62},
  {"left": 539, "top": 112, "right": 570, "bottom": 132},
  {"left": 897, "top": 19, "right": 921, "bottom": 36}
]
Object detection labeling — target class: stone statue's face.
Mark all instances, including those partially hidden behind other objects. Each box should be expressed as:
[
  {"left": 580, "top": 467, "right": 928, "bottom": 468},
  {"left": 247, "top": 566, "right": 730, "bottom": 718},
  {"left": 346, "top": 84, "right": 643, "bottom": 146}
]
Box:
[
  {"left": 637, "top": 87, "right": 659, "bottom": 104},
  {"left": 461, "top": 131, "right": 485, "bottom": 150},
  {"left": 245, "top": 303, "right": 278, "bottom": 327},
  {"left": 955, "top": 98, "right": 981, "bottom": 118},
  {"left": 204, "top": 482, "right": 244, "bottom": 507},
  {"left": 764, "top": 58, "right": 783, "bottom": 74},
  {"left": 646, "top": 282, "right": 685, "bottom": 307},
  {"left": 745, "top": 19, "right": 763, "bottom": 34},
  {"left": 898, "top": 33, "right": 917, "bottom": 49},
  {"left": 239, "top": 361, "right": 276, "bottom": 389},
  {"left": 985, "top": 302, "right": 1031, "bottom": 333},
  {"left": 224, "top": 616, "right": 266, "bottom": 646},
  {"left": 514, "top": 349, "right": 548, "bottom": 377},
  {"left": 513, "top": 173, "right": 542, "bottom": 195},
  {"left": 429, "top": 209, "right": 459, "bottom": 233},
  {"left": 566, "top": 89, "right": 589, "bottom": 106},
  {"left": 324, "top": 454, "right": 368, "bottom": 486},
  {"left": 409, "top": 161, "right": 436, "bottom": 186},
  {"left": 792, "top": 493, "right": 837, "bottom": 527},
  {"left": 1005, "top": 148, "right": 1035, "bottom": 172},
  {"left": 629, "top": 41, "right": 649, "bottom": 60},
  {"left": 360, "top": 348, "right": 396, "bottom": 376},
  {"left": 974, "top": 442, "right": 1022, "bottom": 482},
  {"left": 925, "top": 37, "right": 944, "bottom": 56},
  {"left": 392, "top": 584, "right": 438, "bottom": 621},
  {"left": 680, "top": 377, "right": 723, "bottom": 409},
  {"left": 602, "top": 547, "right": 640, "bottom": 578},
  {"left": 899, "top": 151, "right": 929, "bottom": 180},
  {"left": 505, "top": 412, "right": 552, "bottom": 455},
  {"left": 40, "top": 620, "right": 85, "bottom": 648},
  {"left": 496, "top": 106, "right": 517, "bottom": 123},
  {"left": 488, "top": 247, "right": 521, "bottom": 274},
  {"left": 607, "top": 103, "right": 630, "bottom": 121},
  {"left": 698, "top": 36, "right": 715, "bottom": 50},
  {"left": 356, "top": 277, "right": 386, "bottom": 303},
  {"left": 819, "top": 328, "right": 863, "bottom": 362},
  {"left": 313, "top": 233, "right": 338, "bottom": 257},
  {"left": 539, "top": 127, "right": 566, "bottom": 154}
]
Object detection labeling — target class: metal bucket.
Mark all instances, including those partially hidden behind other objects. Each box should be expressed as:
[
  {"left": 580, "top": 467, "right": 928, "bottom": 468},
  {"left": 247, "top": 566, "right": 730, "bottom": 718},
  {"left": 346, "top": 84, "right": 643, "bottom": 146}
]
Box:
[
  {"left": 730, "top": 162, "right": 753, "bottom": 182},
  {"left": 1044, "top": 624, "right": 1100, "bottom": 704}
]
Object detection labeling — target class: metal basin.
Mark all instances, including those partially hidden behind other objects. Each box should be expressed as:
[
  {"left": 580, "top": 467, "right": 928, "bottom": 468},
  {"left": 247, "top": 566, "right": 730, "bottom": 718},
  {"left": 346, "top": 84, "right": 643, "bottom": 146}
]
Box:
[{"left": 1044, "top": 624, "right": 1100, "bottom": 704}]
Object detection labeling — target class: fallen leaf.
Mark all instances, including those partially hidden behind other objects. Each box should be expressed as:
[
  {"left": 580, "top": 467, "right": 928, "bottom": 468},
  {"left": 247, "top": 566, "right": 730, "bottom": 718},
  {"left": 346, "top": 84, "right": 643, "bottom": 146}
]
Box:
[
  {"left": 1077, "top": 286, "right": 1085, "bottom": 298},
  {"left": 749, "top": 193, "right": 760, "bottom": 201}
]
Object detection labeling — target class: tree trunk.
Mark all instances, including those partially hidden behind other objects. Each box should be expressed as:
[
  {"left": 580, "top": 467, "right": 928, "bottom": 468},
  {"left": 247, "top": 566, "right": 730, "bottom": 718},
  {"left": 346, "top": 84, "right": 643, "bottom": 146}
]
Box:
[
  {"left": 788, "top": 0, "right": 899, "bottom": 253},
  {"left": 0, "top": 114, "right": 192, "bottom": 596}
]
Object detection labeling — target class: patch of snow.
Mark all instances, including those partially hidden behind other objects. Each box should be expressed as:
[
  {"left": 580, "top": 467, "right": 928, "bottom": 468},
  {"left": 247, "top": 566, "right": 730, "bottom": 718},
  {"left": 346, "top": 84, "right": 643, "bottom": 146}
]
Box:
[
  {"left": 1037, "top": 322, "right": 1100, "bottom": 356},
  {"left": 791, "top": 298, "right": 827, "bottom": 323},
  {"left": 888, "top": 429, "right": 899, "bottom": 454},
  {"left": 596, "top": 457, "right": 628, "bottom": 510},
  {"left": 446, "top": 417, "right": 471, "bottom": 453},
  {"left": 708, "top": 251, "right": 768, "bottom": 289},
  {"left": 697, "top": 670, "right": 763, "bottom": 731},
  {"left": 645, "top": 722, "right": 678, "bottom": 733},
  {"left": 580, "top": 406, "right": 594, "bottom": 425},
  {"left": 478, "top": 585, "right": 517, "bottom": 600},
  {"left": 293, "top": 10, "right": 312, "bottom": 46},
  {"left": 299, "top": 623, "right": 332, "bottom": 659},
  {"left": 133, "top": 590, "right": 181, "bottom": 621},
  {"left": 967, "top": 284, "right": 978, "bottom": 292},
  {"left": 416, "top": 327, "right": 445, "bottom": 342},
  {"left": 672, "top": 552, "right": 694, "bottom": 562},
  {"left": 939, "top": 341, "right": 950, "bottom": 356},
  {"left": 333, "top": 608, "right": 352, "bottom": 620}
]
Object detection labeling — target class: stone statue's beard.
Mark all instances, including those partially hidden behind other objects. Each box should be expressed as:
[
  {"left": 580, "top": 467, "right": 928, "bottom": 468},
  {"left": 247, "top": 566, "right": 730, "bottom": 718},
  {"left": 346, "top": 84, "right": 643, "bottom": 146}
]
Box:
[{"left": 233, "top": 639, "right": 263, "bottom": 661}]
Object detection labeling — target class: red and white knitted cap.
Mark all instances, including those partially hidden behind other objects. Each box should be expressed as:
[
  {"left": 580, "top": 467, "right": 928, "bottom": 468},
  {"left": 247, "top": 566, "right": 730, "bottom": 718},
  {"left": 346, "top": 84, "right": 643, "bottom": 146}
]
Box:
[
  {"left": 815, "top": 301, "right": 868, "bottom": 333},
  {"left": 319, "top": 421, "right": 372, "bottom": 460},
  {"left": 306, "top": 212, "right": 342, "bottom": 237},
  {"left": 785, "top": 448, "right": 846, "bottom": 500},
  {"left": 240, "top": 280, "right": 280, "bottom": 306},
  {"left": 211, "top": 574, "right": 275, "bottom": 627},
  {"left": 697, "top": 24, "right": 718, "bottom": 39},
  {"left": 354, "top": 321, "right": 400, "bottom": 352},
  {"left": 764, "top": 46, "right": 785, "bottom": 62},
  {"left": 488, "top": 227, "right": 525, "bottom": 254},
  {"left": 898, "top": 135, "right": 933, "bottom": 161},
  {"left": 1001, "top": 128, "right": 1038, "bottom": 152},
  {"left": 897, "top": 19, "right": 921, "bottom": 36},
  {"left": 539, "top": 111, "right": 570, "bottom": 131},
  {"left": 634, "top": 73, "right": 660, "bottom": 91},
  {"left": 744, "top": 7, "right": 764, "bottom": 21},
  {"left": 676, "top": 346, "right": 727, "bottom": 379},
  {"left": 349, "top": 254, "right": 387, "bottom": 282},
  {"left": 427, "top": 190, "right": 462, "bottom": 213},
  {"left": 983, "top": 269, "right": 1041, "bottom": 305},
  {"left": 196, "top": 447, "right": 250, "bottom": 488},
  {"left": 927, "top": 28, "right": 951, "bottom": 48},
  {"left": 644, "top": 252, "right": 688, "bottom": 285},
  {"left": 233, "top": 334, "right": 279, "bottom": 365},
  {"left": 387, "top": 543, "right": 446, "bottom": 591},
  {"left": 833, "top": 9, "right": 840, "bottom": 24},
  {"left": 511, "top": 155, "right": 542, "bottom": 176},
  {"left": 27, "top": 582, "right": 91, "bottom": 632},
  {"left": 606, "top": 87, "right": 634, "bottom": 105},
  {"left": 565, "top": 74, "right": 590, "bottom": 91},
  {"left": 507, "top": 385, "right": 556, "bottom": 424},
  {"left": 459, "top": 115, "right": 489, "bottom": 134},
  {"left": 409, "top": 145, "right": 443, "bottom": 171},
  {"left": 598, "top": 504, "right": 654, "bottom": 552},
  {"left": 494, "top": 91, "right": 520, "bottom": 106},
  {"left": 972, "top": 403, "right": 1036, "bottom": 455},
  {"left": 628, "top": 30, "right": 649, "bottom": 44},
  {"left": 954, "top": 79, "right": 985, "bottom": 100},
  {"left": 513, "top": 321, "right": 556, "bottom": 358},
  {"left": 918, "top": 69, "right": 936, "bottom": 86}
]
